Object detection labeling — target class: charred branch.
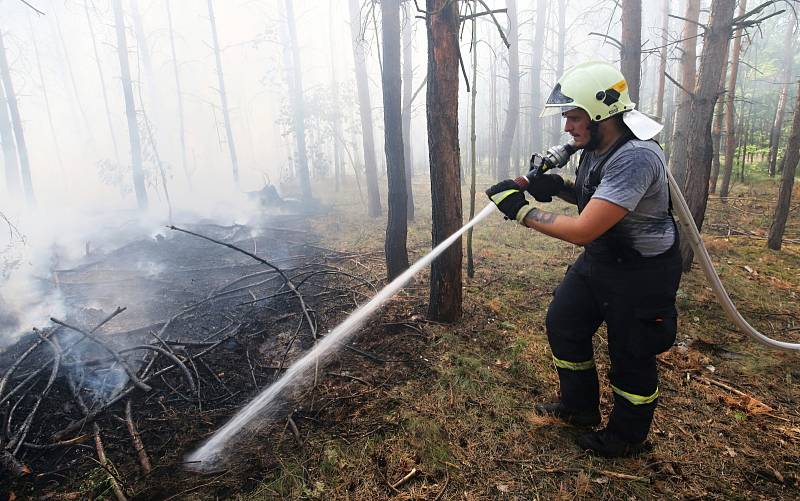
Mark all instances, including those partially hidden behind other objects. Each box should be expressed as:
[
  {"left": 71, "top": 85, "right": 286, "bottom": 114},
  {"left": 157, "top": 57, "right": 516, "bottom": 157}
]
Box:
[
  {"left": 168, "top": 225, "right": 318, "bottom": 340},
  {"left": 50, "top": 318, "right": 152, "bottom": 392}
]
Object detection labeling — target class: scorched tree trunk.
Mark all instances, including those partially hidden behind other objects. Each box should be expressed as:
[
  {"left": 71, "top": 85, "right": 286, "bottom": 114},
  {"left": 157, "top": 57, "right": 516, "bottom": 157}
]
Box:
[
  {"left": 381, "top": 0, "right": 409, "bottom": 280},
  {"left": 768, "top": 80, "right": 800, "bottom": 250},
  {"left": 426, "top": 0, "right": 462, "bottom": 322}
]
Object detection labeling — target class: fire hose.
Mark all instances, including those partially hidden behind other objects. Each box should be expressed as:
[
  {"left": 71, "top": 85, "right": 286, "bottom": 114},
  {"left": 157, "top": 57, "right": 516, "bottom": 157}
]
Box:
[{"left": 516, "top": 141, "right": 800, "bottom": 353}]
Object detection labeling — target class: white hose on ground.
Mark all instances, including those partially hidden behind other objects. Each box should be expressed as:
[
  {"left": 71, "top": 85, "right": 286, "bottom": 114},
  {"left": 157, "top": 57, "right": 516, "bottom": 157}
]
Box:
[{"left": 666, "top": 169, "right": 800, "bottom": 352}]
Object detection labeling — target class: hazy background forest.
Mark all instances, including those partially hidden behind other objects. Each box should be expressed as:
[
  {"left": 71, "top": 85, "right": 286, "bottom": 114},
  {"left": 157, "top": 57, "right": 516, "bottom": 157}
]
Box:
[{"left": 1, "top": 0, "right": 795, "bottom": 343}]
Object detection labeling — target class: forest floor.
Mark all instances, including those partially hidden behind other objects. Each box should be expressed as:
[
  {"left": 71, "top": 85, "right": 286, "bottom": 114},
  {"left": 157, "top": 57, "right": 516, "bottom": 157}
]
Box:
[
  {"left": 4, "top": 175, "right": 800, "bottom": 500},
  {"left": 223, "top": 177, "right": 800, "bottom": 500}
]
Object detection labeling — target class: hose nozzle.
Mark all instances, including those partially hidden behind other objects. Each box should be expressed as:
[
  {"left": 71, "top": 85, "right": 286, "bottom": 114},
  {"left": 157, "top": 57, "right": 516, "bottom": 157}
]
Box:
[{"left": 515, "top": 140, "right": 578, "bottom": 189}]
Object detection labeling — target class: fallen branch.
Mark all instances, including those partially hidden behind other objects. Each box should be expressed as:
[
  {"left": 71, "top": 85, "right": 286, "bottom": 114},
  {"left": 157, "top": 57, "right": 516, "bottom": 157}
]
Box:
[
  {"left": 168, "top": 225, "right": 317, "bottom": 340},
  {"left": 50, "top": 317, "right": 151, "bottom": 392},
  {"left": 124, "top": 399, "right": 152, "bottom": 475},
  {"left": 390, "top": 467, "right": 419, "bottom": 489},
  {"left": 119, "top": 345, "right": 195, "bottom": 392},
  {"left": 692, "top": 375, "right": 773, "bottom": 414},
  {"left": 92, "top": 423, "right": 128, "bottom": 501}
]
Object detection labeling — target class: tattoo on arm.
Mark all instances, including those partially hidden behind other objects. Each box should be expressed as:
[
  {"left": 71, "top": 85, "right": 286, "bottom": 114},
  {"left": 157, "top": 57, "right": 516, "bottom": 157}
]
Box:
[{"left": 524, "top": 208, "right": 558, "bottom": 225}]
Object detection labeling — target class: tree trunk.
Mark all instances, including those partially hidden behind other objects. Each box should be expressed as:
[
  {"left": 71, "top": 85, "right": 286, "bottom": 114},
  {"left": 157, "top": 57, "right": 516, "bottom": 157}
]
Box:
[
  {"left": 348, "top": 0, "right": 382, "bottom": 216},
  {"left": 53, "top": 8, "right": 94, "bottom": 144},
  {"left": 0, "top": 30, "right": 35, "bottom": 206},
  {"left": 165, "top": 0, "right": 191, "bottom": 185},
  {"left": 767, "top": 21, "right": 795, "bottom": 177},
  {"left": 130, "top": 0, "right": 159, "bottom": 107},
  {"left": 426, "top": 0, "right": 462, "bottom": 322},
  {"left": 490, "top": 54, "right": 497, "bottom": 177},
  {"left": 381, "top": 0, "right": 410, "bottom": 280},
  {"left": 84, "top": 2, "right": 120, "bottom": 164},
  {"left": 496, "top": 0, "right": 519, "bottom": 179},
  {"left": 467, "top": 0, "right": 478, "bottom": 279},
  {"left": 282, "top": 0, "right": 312, "bottom": 198},
  {"left": 550, "top": 0, "right": 566, "bottom": 145},
  {"left": 668, "top": 0, "right": 701, "bottom": 189},
  {"left": 655, "top": 0, "right": 669, "bottom": 122},
  {"left": 401, "top": 1, "right": 415, "bottom": 220},
  {"left": 207, "top": 0, "right": 240, "bottom": 187},
  {"left": 718, "top": 0, "right": 746, "bottom": 199},
  {"left": 328, "top": 0, "right": 344, "bottom": 191},
  {"left": 620, "top": 0, "right": 642, "bottom": 105},
  {"left": 113, "top": 0, "right": 148, "bottom": 209},
  {"left": 679, "top": 0, "right": 735, "bottom": 270},
  {"left": 767, "top": 80, "right": 800, "bottom": 250},
  {"left": 28, "top": 13, "right": 64, "bottom": 176},
  {"left": 0, "top": 78, "right": 21, "bottom": 198},
  {"left": 709, "top": 56, "right": 729, "bottom": 194}
]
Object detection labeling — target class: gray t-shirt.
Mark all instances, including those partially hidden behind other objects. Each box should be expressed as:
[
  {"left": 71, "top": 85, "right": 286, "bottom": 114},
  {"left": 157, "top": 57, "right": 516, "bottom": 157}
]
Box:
[{"left": 577, "top": 139, "right": 675, "bottom": 257}]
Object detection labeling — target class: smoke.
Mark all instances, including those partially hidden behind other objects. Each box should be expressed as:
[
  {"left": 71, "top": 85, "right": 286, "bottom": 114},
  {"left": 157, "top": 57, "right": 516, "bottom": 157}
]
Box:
[{"left": 0, "top": 183, "right": 268, "bottom": 350}]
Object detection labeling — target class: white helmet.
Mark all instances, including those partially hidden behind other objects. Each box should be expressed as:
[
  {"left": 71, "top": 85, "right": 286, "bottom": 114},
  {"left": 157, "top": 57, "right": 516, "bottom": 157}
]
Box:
[{"left": 541, "top": 60, "right": 663, "bottom": 140}]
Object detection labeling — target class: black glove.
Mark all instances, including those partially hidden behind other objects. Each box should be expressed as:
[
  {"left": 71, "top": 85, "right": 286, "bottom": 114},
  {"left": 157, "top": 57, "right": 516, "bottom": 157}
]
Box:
[
  {"left": 526, "top": 174, "right": 565, "bottom": 203},
  {"left": 486, "top": 179, "right": 530, "bottom": 222}
]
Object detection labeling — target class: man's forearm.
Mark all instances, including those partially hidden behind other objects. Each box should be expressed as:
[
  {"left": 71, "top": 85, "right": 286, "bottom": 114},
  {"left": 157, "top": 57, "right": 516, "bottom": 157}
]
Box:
[
  {"left": 556, "top": 179, "right": 577, "bottom": 205},
  {"left": 521, "top": 207, "right": 578, "bottom": 244}
]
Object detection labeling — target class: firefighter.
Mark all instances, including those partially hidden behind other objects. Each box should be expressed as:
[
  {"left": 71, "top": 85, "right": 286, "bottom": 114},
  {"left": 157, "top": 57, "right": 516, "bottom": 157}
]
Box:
[{"left": 486, "top": 61, "right": 681, "bottom": 458}]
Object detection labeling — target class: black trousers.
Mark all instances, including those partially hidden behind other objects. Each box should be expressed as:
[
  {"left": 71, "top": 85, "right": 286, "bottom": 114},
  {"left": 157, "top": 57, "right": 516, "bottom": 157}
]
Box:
[{"left": 545, "top": 245, "right": 682, "bottom": 443}]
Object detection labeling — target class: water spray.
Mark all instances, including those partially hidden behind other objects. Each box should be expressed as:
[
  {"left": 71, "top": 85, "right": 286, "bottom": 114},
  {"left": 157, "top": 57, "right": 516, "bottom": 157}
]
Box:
[{"left": 185, "top": 204, "right": 497, "bottom": 470}]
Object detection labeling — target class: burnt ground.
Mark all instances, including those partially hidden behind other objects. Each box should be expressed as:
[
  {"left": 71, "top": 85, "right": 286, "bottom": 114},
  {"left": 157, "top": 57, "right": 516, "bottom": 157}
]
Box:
[{"left": 2, "top": 179, "right": 800, "bottom": 500}]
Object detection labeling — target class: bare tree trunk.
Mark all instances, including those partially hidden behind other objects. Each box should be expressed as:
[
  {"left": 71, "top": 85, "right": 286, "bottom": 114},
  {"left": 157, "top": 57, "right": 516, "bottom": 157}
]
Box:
[
  {"left": 348, "top": 0, "right": 382, "bottom": 216},
  {"left": 165, "top": 0, "right": 191, "bottom": 185},
  {"left": 329, "top": 0, "right": 344, "bottom": 192},
  {"left": 467, "top": 0, "right": 478, "bottom": 278},
  {"left": 768, "top": 80, "right": 800, "bottom": 250},
  {"left": 497, "top": 0, "right": 518, "bottom": 178},
  {"left": 426, "top": 0, "right": 462, "bottom": 322},
  {"left": 53, "top": 8, "right": 94, "bottom": 144},
  {"left": 490, "top": 54, "right": 498, "bottom": 177},
  {"left": 282, "top": 0, "right": 312, "bottom": 198},
  {"left": 768, "top": 21, "right": 795, "bottom": 177},
  {"left": 620, "top": 0, "right": 642, "bottom": 104},
  {"left": 718, "top": 0, "right": 746, "bottom": 199},
  {"left": 655, "top": 0, "right": 669, "bottom": 122},
  {"left": 112, "top": 0, "right": 148, "bottom": 209},
  {"left": 550, "top": 0, "right": 566, "bottom": 145},
  {"left": 709, "top": 56, "right": 729, "bottom": 194},
  {"left": 401, "top": 2, "right": 415, "bottom": 220},
  {"left": 0, "top": 29, "right": 35, "bottom": 206},
  {"left": 207, "top": 0, "right": 240, "bottom": 187},
  {"left": 668, "top": 0, "right": 701, "bottom": 189},
  {"left": 0, "top": 80, "right": 21, "bottom": 198},
  {"left": 28, "top": 14, "right": 64, "bottom": 176},
  {"left": 130, "top": 0, "right": 159, "bottom": 107},
  {"left": 679, "top": 0, "right": 735, "bottom": 270},
  {"left": 82, "top": 2, "right": 120, "bottom": 166},
  {"left": 381, "top": 0, "right": 409, "bottom": 280}
]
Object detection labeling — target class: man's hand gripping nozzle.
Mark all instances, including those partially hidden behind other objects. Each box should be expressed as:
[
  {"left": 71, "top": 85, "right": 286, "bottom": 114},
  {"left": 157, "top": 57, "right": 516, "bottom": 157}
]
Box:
[{"left": 514, "top": 140, "right": 578, "bottom": 190}]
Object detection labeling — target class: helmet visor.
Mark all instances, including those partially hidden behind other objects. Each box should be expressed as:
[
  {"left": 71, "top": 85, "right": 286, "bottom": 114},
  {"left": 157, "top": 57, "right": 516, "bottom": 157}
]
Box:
[
  {"left": 540, "top": 83, "right": 575, "bottom": 118},
  {"left": 545, "top": 83, "right": 574, "bottom": 105}
]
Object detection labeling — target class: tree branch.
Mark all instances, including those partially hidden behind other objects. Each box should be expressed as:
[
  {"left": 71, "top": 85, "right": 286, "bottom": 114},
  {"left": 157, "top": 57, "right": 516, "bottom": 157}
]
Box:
[
  {"left": 18, "top": 0, "right": 45, "bottom": 16},
  {"left": 460, "top": 8, "right": 507, "bottom": 22},
  {"left": 665, "top": 72, "right": 695, "bottom": 98},
  {"left": 669, "top": 13, "right": 707, "bottom": 30},
  {"left": 475, "top": 0, "right": 510, "bottom": 48},
  {"left": 588, "top": 31, "right": 623, "bottom": 49}
]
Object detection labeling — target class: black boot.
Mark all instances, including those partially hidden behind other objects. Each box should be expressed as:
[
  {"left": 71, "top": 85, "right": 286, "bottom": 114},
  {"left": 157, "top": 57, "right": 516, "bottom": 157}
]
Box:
[
  {"left": 575, "top": 428, "right": 649, "bottom": 458},
  {"left": 534, "top": 401, "right": 601, "bottom": 427}
]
